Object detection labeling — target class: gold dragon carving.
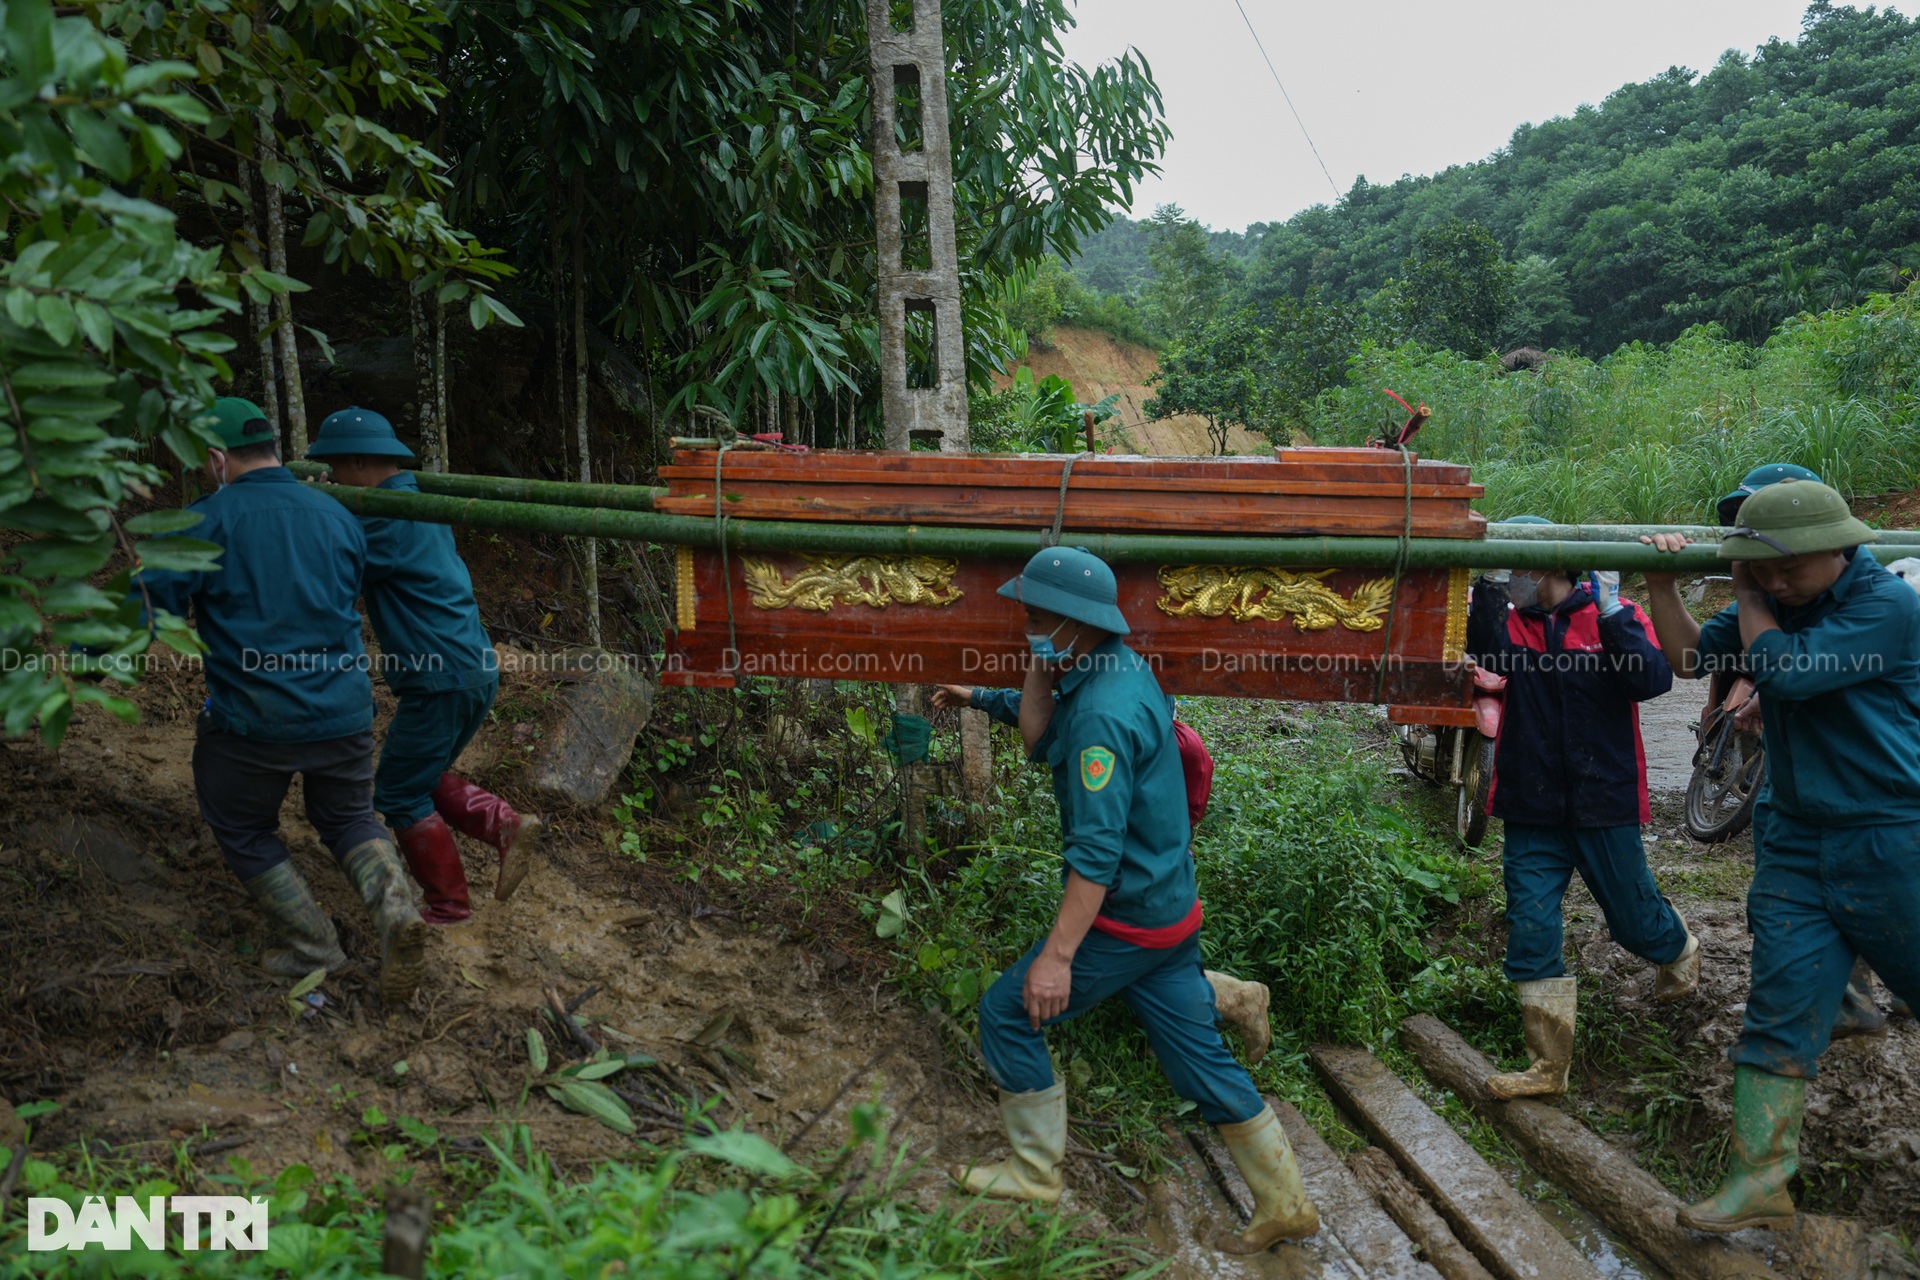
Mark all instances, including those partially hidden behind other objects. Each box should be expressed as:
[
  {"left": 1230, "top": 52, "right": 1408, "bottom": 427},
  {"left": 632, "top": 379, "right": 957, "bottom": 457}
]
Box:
[
  {"left": 1156, "top": 565, "right": 1395, "bottom": 631},
  {"left": 742, "top": 553, "right": 964, "bottom": 612}
]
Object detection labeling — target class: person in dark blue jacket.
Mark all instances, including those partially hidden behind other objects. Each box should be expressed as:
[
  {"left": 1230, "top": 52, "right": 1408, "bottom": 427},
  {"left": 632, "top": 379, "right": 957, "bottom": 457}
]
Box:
[
  {"left": 307, "top": 408, "right": 543, "bottom": 925},
  {"left": 134, "top": 398, "right": 425, "bottom": 1006},
  {"left": 1466, "top": 515, "right": 1695, "bottom": 1102}
]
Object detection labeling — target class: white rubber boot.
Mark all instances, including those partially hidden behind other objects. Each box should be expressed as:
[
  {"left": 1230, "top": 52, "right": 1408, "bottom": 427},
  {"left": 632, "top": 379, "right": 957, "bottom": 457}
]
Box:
[
  {"left": 1212, "top": 1104, "right": 1320, "bottom": 1252},
  {"left": 1486, "top": 977, "right": 1576, "bottom": 1099},
  {"left": 953, "top": 1079, "right": 1066, "bottom": 1204},
  {"left": 1207, "top": 970, "right": 1273, "bottom": 1065}
]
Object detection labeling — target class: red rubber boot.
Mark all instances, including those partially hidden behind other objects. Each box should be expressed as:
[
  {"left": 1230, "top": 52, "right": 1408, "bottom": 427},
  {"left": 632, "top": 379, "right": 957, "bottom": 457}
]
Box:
[
  {"left": 432, "top": 772, "right": 542, "bottom": 901},
  {"left": 393, "top": 812, "right": 473, "bottom": 925}
]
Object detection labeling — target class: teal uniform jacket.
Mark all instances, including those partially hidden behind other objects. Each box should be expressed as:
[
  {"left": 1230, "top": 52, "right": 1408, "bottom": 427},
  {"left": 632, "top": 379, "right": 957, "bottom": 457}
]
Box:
[
  {"left": 1697, "top": 547, "right": 1920, "bottom": 824},
  {"left": 134, "top": 467, "right": 374, "bottom": 742},
  {"left": 359, "top": 471, "right": 494, "bottom": 693},
  {"left": 1019, "top": 638, "right": 1196, "bottom": 930}
]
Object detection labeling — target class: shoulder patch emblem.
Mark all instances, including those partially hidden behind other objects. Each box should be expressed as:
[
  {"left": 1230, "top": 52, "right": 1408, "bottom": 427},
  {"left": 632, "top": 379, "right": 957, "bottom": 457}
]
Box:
[{"left": 1080, "top": 745, "right": 1116, "bottom": 792}]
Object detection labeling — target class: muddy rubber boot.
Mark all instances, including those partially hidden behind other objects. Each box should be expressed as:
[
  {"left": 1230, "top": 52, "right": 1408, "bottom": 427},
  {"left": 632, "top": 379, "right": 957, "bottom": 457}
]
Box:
[
  {"left": 1678, "top": 1066, "right": 1805, "bottom": 1233},
  {"left": 1207, "top": 970, "right": 1273, "bottom": 1065},
  {"left": 952, "top": 1079, "right": 1065, "bottom": 1204},
  {"left": 1654, "top": 911, "right": 1701, "bottom": 1003},
  {"left": 241, "top": 862, "right": 347, "bottom": 977},
  {"left": 432, "top": 772, "right": 542, "bottom": 901},
  {"left": 341, "top": 839, "right": 429, "bottom": 1007},
  {"left": 394, "top": 813, "right": 473, "bottom": 926},
  {"left": 1831, "top": 958, "right": 1888, "bottom": 1040},
  {"left": 1486, "top": 977, "right": 1577, "bottom": 1100},
  {"left": 1895, "top": 997, "right": 1914, "bottom": 1019},
  {"left": 1212, "top": 1104, "right": 1320, "bottom": 1252}
]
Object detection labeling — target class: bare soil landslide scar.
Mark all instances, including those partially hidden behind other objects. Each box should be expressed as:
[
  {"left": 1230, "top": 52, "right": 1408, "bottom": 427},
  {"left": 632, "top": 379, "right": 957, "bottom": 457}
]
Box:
[{"left": 659, "top": 445, "right": 1483, "bottom": 726}]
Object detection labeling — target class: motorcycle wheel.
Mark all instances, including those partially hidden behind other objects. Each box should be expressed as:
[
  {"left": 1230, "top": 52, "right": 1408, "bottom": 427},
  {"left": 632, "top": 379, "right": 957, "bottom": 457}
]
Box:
[
  {"left": 1685, "top": 713, "right": 1765, "bottom": 843},
  {"left": 1461, "top": 735, "right": 1496, "bottom": 848}
]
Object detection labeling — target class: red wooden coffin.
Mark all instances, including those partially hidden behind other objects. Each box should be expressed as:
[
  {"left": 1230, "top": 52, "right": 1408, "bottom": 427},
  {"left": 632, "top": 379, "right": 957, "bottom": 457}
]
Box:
[
  {"left": 658, "top": 446, "right": 1486, "bottom": 540},
  {"left": 657, "top": 449, "right": 1479, "bottom": 720}
]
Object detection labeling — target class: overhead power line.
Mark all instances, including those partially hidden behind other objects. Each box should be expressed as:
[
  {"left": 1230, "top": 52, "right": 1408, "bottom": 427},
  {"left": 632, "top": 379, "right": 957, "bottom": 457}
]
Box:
[{"left": 1228, "top": 0, "right": 1343, "bottom": 202}]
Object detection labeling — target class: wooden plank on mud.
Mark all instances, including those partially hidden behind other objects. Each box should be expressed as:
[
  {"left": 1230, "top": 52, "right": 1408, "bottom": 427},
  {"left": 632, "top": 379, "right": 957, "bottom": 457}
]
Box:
[
  {"left": 1310, "top": 1044, "right": 1601, "bottom": 1280},
  {"left": 1272, "top": 1097, "right": 1446, "bottom": 1280},
  {"left": 1397, "top": 1016, "right": 1779, "bottom": 1280}
]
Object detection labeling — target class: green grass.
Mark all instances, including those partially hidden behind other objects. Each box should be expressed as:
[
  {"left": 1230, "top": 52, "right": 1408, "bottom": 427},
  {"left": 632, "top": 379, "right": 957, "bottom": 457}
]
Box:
[
  {"left": 3, "top": 1117, "right": 1160, "bottom": 1279},
  {"left": 1307, "top": 292, "right": 1920, "bottom": 524}
]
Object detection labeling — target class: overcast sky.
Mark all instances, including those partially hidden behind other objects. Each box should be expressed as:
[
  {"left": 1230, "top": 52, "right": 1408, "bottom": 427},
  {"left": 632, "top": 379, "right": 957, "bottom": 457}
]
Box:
[{"left": 1057, "top": 0, "right": 1841, "bottom": 232}]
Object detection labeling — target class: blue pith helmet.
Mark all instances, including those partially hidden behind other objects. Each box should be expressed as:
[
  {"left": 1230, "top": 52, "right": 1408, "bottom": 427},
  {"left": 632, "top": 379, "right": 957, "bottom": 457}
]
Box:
[
  {"left": 998, "top": 547, "right": 1130, "bottom": 634},
  {"left": 306, "top": 406, "right": 416, "bottom": 460},
  {"left": 1500, "top": 514, "right": 1554, "bottom": 525},
  {"left": 1716, "top": 463, "right": 1821, "bottom": 527}
]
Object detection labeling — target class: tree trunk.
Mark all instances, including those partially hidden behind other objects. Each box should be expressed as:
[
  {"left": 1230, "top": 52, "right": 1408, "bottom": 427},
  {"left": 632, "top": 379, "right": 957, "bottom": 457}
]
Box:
[
  {"left": 258, "top": 116, "right": 307, "bottom": 455},
  {"left": 572, "top": 171, "right": 601, "bottom": 648},
  {"left": 434, "top": 296, "right": 449, "bottom": 473},
  {"left": 410, "top": 289, "right": 442, "bottom": 472},
  {"left": 236, "top": 158, "right": 280, "bottom": 435},
  {"left": 550, "top": 166, "right": 568, "bottom": 477}
]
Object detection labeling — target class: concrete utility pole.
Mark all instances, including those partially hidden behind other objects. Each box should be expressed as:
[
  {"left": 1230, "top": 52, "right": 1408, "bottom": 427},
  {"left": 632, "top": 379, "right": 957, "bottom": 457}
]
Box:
[{"left": 866, "top": 0, "right": 991, "bottom": 832}]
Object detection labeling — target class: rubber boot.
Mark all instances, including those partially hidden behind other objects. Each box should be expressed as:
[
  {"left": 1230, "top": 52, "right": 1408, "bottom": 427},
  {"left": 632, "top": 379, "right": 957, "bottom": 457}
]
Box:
[
  {"left": 1654, "top": 904, "right": 1700, "bottom": 1003},
  {"left": 953, "top": 1079, "right": 1065, "bottom": 1203},
  {"left": 1487, "top": 977, "right": 1577, "bottom": 1100},
  {"left": 394, "top": 813, "right": 473, "bottom": 926},
  {"left": 432, "top": 772, "right": 542, "bottom": 901},
  {"left": 241, "top": 861, "right": 347, "bottom": 977},
  {"left": 1831, "top": 957, "right": 1888, "bottom": 1040},
  {"left": 1212, "top": 1104, "right": 1320, "bottom": 1252},
  {"left": 1896, "top": 997, "right": 1914, "bottom": 1019},
  {"left": 1677, "top": 1066, "right": 1805, "bottom": 1233},
  {"left": 1207, "top": 970, "right": 1273, "bottom": 1065},
  {"left": 340, "top": 839, "right": 429, "bottom": 1007}
]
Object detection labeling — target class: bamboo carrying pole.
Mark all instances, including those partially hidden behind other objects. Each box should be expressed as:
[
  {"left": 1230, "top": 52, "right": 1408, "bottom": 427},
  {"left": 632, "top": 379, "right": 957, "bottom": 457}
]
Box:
[
  {"left": 286, "top": 463, "right": 661, "bottom": 511},
  {"left": 314, "top": 484, "right": 1757, "bottom": 572}
]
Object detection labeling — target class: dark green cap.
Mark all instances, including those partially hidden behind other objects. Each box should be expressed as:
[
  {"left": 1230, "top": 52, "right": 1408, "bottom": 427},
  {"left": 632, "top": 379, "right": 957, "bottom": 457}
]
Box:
[
  {"left": 997, "top": 547, "right": 1130, "bottom": 634},
  {"left": 1721, "top": 480, "right": 1876, "bottom": 560},
  {"left": 1715, "top": 463, "right": 1821, "bottom": 527},
  {"left": 208, "top": 397, "right": 274, "bottom": 449}
]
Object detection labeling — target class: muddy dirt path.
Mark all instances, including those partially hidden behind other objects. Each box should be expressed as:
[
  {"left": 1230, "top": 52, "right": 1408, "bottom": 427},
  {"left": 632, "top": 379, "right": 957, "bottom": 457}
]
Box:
[{"left": 1638, "top": 684, "right": 1709, "bottom": 795}]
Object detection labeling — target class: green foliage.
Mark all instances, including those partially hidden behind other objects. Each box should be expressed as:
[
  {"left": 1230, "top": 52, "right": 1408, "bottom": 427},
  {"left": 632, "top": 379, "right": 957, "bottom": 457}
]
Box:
[
  {"left": 1383, "top": 219, "right": 1515, "bottom": 357},
  {"left": 1142, "top": 203, "right": 1233, "bottom": 337},
  {"left": 969, "top": 366, "right": 1117, "bottom": 453},
  {"left": 5, "top": 1121, "right": 1158, "bottom": 1278},
  {"left": 1074, "top": 4, "right": 1920, "bottom": 356},
  {"left": 1306, "top": 294, "right": 1920, "bottom": 522},
  {"left": 1145, "top": 307, "right": 1268, "bottom": 452}
]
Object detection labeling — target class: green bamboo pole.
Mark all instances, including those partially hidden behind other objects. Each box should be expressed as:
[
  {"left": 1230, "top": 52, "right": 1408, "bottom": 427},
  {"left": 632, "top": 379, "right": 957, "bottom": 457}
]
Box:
[
  {"left": 1486, "top": 521, "right": 1920, "bottom": 547},
  {"left": 315, "top": 484, "right": 1736, "bottom": 572},
  {"left": 287, "top": 461, "right": 662, "bottom": 511}
]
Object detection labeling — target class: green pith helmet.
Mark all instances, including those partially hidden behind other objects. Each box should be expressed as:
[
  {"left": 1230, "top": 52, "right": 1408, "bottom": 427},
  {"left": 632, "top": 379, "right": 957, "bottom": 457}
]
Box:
[
  {"left": 1720, "top": 480, "right": 1876, "bottom": 560},
  {"left": 306, "top": 406, "right": 416, "bottom": 460},
  {"left": 1716, "top": 463, "right": 1821, "bottom": 528},
  {"left": 208, "top": 397, "right": 275, "bottom": 450},
  {"left": 997, "top": 546, "right": 1130, "bottom": 634}
]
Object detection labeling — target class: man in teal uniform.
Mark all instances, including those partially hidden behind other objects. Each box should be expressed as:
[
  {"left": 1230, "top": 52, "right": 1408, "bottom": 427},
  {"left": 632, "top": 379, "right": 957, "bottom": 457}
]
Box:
[
  {"left": 938, "top": 547, "right": 1317, "bottom": 1254},
  {"left": 307, "top": 408, "right": 543, "bottom": 924},
  {"left": 134, "top": 398, "right": 425, "bottom": 1005},
  {"left": 1643, "top": 482, "right": 1920, "bottom": 1232}
]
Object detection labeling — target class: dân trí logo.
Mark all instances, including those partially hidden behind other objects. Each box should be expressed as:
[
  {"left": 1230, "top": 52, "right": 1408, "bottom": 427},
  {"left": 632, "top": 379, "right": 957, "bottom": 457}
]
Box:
[{"left": 28, "top": 1196, "right": 269, "bottom": 1252}]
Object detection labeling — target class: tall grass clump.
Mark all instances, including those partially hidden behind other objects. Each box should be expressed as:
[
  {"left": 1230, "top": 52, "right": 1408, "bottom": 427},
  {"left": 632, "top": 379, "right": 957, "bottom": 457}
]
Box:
[{"left": 1307, "top": 290, "right": 1920, "bottom": 523}]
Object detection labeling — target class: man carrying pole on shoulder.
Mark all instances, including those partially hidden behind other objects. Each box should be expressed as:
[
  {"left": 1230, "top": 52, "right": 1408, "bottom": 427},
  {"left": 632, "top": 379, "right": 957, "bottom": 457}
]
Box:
[
  {"left": 1642, "top": 481, "right": 1920, "bottom": 1232},
  {"left": 133, "top": 398, "right": 426, "bottom": 1005},
  {"left": 930, "top": 547, "right": 1317, "bottom": 1254},
  {"left": 307, "top": 408, "right": 543, "bottom": 925}
]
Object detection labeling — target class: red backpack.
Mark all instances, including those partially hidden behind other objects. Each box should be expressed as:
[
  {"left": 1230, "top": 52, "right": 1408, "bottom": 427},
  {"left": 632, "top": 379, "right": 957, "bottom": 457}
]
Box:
[{"left": 1173, "top": 719, "right": 1213, "bottom": 830}]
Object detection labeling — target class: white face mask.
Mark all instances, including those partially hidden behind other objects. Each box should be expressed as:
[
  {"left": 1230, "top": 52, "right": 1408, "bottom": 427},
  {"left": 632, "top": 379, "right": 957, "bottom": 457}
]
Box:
[{"left": 1506, "top": 573, "right": 1541, "bottom": 609}]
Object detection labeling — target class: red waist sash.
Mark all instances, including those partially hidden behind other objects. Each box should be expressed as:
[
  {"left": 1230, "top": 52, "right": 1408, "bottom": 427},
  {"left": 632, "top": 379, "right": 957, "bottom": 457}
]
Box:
[{"left": 1091, "top": 898, "right": 1203, "bottom": 949}]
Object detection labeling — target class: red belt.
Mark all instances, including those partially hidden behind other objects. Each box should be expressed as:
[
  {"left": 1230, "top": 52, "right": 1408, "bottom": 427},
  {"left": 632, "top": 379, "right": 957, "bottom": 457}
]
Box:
[{"left": 1091, "top": 899, "right": 1203, "bottom": 949}]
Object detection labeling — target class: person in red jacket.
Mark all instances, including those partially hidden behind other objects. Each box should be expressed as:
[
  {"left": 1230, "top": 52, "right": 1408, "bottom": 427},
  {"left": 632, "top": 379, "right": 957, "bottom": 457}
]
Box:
[{"left": 1466, "top": 516, "right": 1698, "bottom": 1101}]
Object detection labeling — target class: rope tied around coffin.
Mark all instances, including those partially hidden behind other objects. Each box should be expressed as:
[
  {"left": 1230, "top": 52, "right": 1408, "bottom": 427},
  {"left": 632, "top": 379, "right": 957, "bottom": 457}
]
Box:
[
  {"left": 713, "top": 442, "right": 740, "bottom": 666},
  {"left": 1371, "top": 446, "right": 1414, "bottom": 703},
  {"left": 1040, "top": 452, "right": 1090, "bottom": 548}
]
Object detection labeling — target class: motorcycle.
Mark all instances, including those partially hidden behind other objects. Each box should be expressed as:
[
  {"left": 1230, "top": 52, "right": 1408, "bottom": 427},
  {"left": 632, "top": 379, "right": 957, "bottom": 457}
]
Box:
[
  {"left": 1684, "top": 674, "right": 1766, "bottom": 842},
  {"left": 1395, "top": 664, "right": 1506, "bottom": 846}
]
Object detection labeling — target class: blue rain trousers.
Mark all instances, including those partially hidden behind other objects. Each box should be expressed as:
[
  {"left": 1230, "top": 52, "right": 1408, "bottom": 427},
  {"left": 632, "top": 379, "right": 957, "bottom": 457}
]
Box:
[
  {"left": 977, "top": 930, "right": 1265, "bottom": 1126},
  {"left": 373, "top": 680, "right": 499, "bottom": 829},
  {"left": 1502, "top": 823, "right": 1690, "bottom": 982},
  {"left": 1734, "top": 804, "right": 1920, "bottom": 1078}
]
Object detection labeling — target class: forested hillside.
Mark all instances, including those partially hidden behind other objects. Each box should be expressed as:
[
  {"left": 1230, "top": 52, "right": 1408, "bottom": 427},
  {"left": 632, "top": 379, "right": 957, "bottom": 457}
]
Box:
[{"left": 1069, "top": 1, "right": 1920, "bottom": 356}]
